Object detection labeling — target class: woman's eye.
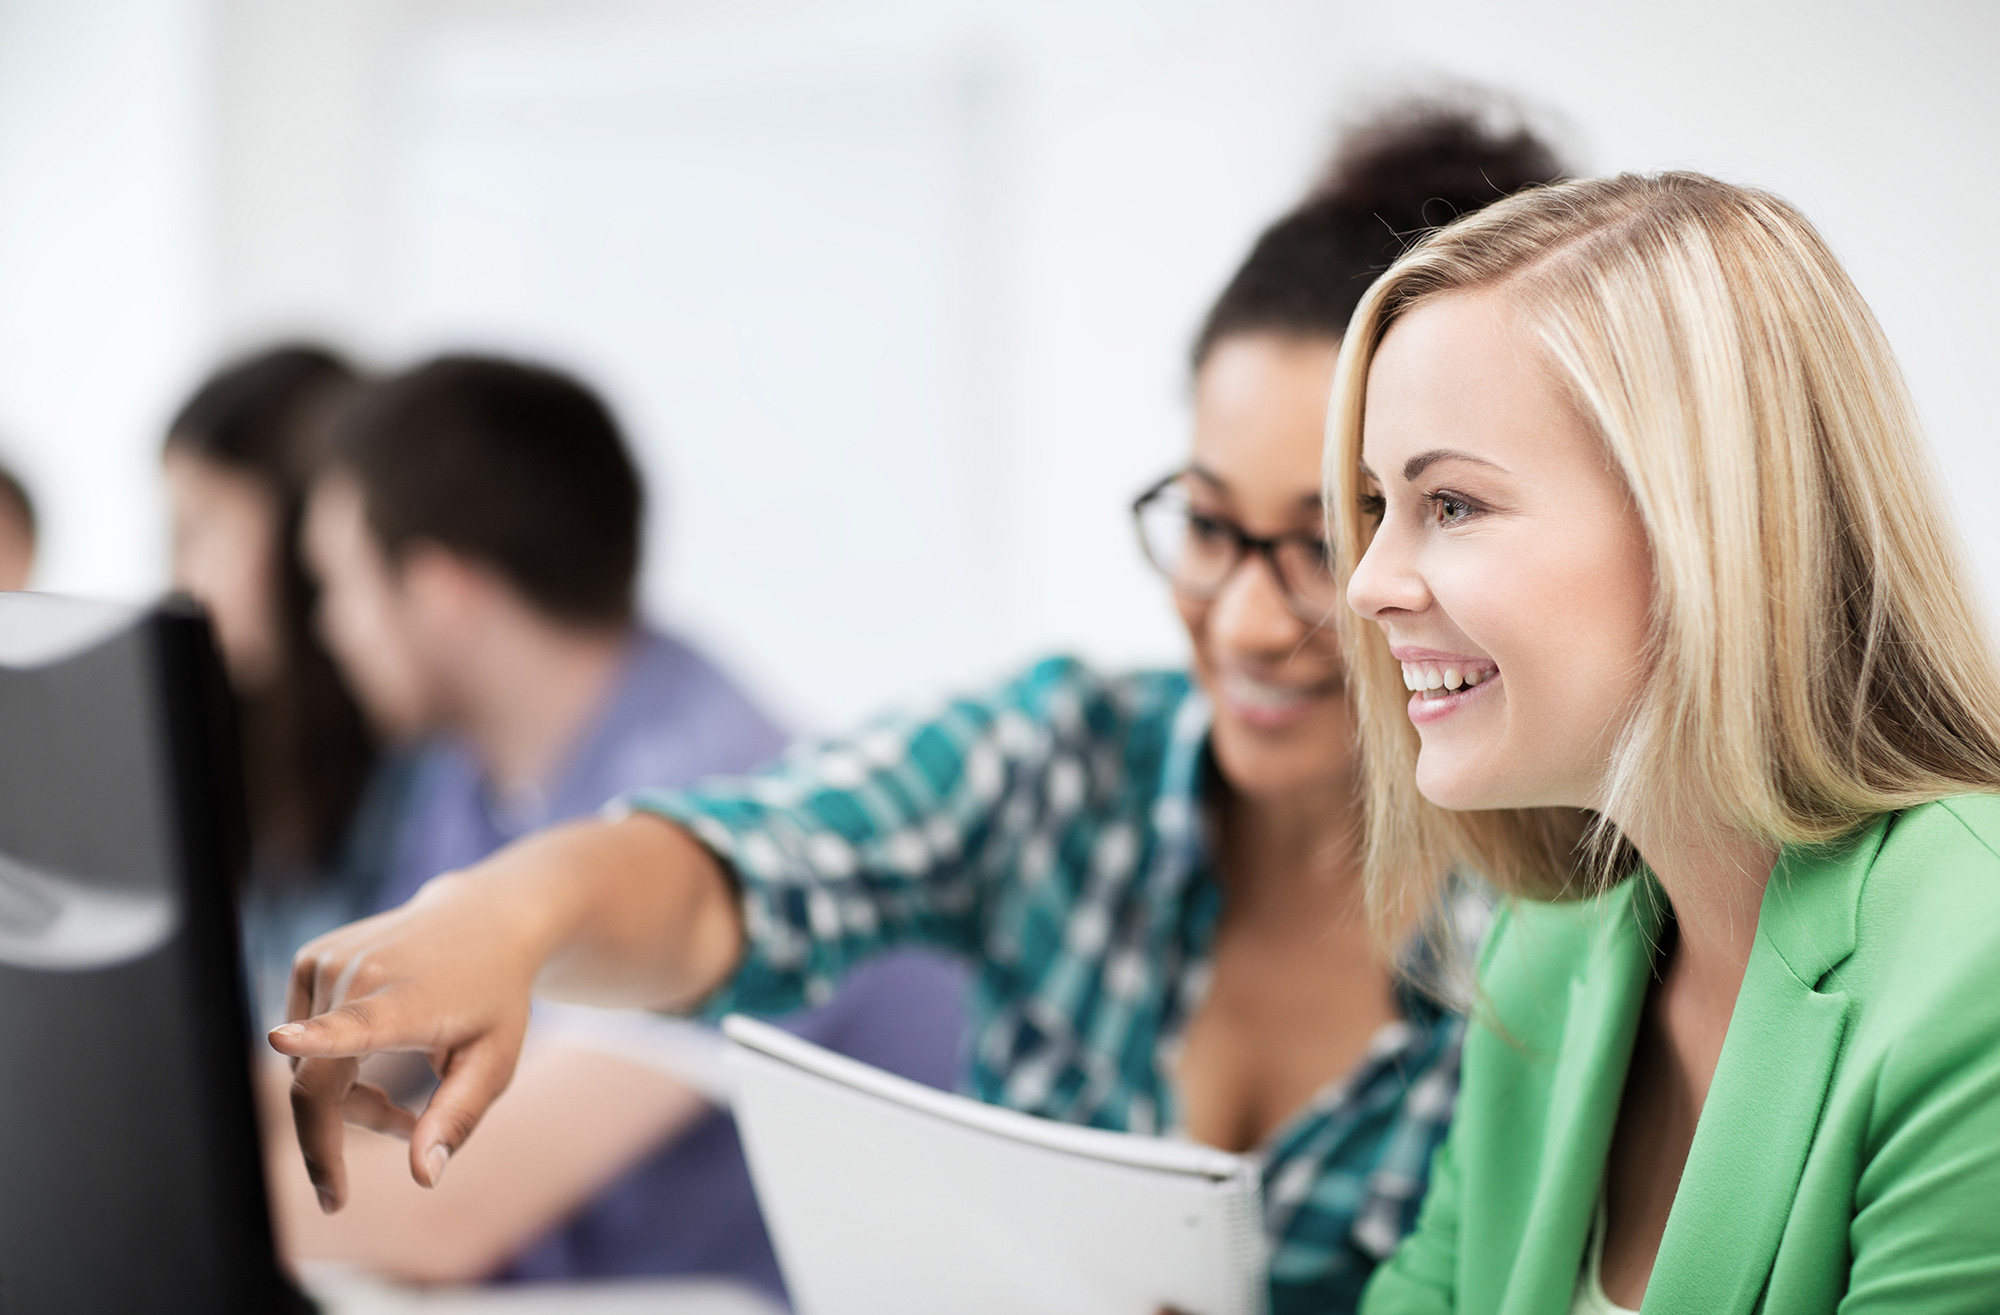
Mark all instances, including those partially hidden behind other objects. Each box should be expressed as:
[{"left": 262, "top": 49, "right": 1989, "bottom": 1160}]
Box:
[
  {"left": 1426, "top": 491, "right": 1475, "bottom": 526},
  {"left": 1357, "top": 492, "right": 1386, "bottom": 521},
  {"left": 1188, "top": 512, "right": 1233, "bottom": 541}
]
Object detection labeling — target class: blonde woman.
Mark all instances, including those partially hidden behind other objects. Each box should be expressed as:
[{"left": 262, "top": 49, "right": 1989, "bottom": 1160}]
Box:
[{"left": 1335, "top": 173, "right": 2000, "bottom": 1313}]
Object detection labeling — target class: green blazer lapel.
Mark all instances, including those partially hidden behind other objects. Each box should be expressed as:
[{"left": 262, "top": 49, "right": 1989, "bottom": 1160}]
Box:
[
  {"left": 1501, "top": 878, "right": 1660, "bottom": 1315},
  {"left": 1644, "top": 824, "right": 1881, "bottom": 1315}
]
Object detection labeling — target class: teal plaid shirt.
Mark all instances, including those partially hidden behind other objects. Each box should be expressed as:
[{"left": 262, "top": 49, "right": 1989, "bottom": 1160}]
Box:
[{"left": 629, "top": 657, "right": 1465, "bottom": 1314}]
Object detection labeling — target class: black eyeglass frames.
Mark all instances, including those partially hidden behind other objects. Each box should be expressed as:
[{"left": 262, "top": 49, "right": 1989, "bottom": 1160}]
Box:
[{"left": 1130, "top": 473, "right": 1339, "bottom": 624}]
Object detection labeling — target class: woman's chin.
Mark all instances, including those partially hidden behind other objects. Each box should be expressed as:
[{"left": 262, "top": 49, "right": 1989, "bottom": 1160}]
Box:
[
  {"left": 1412, "top": 758, "right": 1502, "bottom": 812},
  {"left": 1211, "top": 716, "right": 1355, "bottom": 800}
]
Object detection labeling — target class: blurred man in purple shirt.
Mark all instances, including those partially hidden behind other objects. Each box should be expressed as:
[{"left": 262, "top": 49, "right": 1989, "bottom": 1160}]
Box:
[{"left": 291, "top": 355, "right": 967, "bottom": 1301}]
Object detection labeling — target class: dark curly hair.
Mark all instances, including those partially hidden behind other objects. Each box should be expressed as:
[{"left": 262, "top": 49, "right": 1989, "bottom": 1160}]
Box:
[{"left": 1192, "top": 95, "right": 1569, "bottom": 369}]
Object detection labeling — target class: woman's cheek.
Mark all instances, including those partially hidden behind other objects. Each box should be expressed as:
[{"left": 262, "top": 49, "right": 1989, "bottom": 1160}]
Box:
[{"left": 1174, "top": 597, "right": 1213, "bottom": 667}]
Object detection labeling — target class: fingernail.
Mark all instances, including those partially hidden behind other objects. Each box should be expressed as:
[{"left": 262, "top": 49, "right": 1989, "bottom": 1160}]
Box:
[
  {"left": 425, "top": 1143, "right": 451, "bottom": 1186},
  {"left": 270, "top": 1023, "right": 305, "bottom": 1040},
  {"left": 316, "top": 1186, "right": 337, "bottom": 1214}
]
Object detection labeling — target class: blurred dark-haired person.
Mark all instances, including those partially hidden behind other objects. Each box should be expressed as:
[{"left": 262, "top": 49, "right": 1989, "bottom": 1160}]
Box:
[
  {"left": 0, "top": 457, "right": 36, "bottom": 590},
  {"left": 271, "top": 102, "right": 1566, "bottom": 1314},
  {"left": 161, "top": 344, "right": 402, "bottom": 1030},
  {"left": 276, "top": 354, "right": 967, "bottom": 1298}
]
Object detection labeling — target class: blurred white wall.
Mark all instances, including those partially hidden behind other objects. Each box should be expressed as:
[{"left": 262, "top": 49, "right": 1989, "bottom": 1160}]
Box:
[
  {"left": 2, "top": 0, "right": 1995, "bottom": 728},
  {"left": 0, "top": 0, "right": 208, "bottom": 601},
  {"left": 374, "top": 13, "right": 1007, "bottom": 728}
]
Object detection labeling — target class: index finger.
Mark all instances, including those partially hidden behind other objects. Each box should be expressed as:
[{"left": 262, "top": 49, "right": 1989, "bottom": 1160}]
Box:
[{"left": 268, "top": 994, "right": 423, "bottom": 1061}]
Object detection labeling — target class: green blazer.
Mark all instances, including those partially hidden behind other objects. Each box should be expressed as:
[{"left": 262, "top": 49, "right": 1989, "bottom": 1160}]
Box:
[{"left": 1362, "top": 796, "right": 2000, "bottom": 1315}]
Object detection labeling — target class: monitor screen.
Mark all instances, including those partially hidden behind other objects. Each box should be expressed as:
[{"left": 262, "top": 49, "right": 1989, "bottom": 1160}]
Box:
[{"left": 0, "top": 592, "right": 307, "bottom": 1312}]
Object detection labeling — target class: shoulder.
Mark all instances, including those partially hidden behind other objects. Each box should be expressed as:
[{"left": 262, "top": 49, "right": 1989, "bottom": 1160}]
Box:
[
  {"left": 629, "top": 628, "right": 786, "bottom": 736},
  {"left": 1829, "top": 799, "right": 2000, "bottom": 1166},
  {"left": 565, "top": 629, "right": 788, "bottom": 794},
  {"left": 1885, "top": 794, "right": 2000, "bottom": 871},
  {"left": 957, "top": 656, "right": 1196, "bottom": 754},
  {"left": 1849, "top": 796, "right": 2000, "bottom": 961},
  {"left": 818, "top": 658, "right": 1201, "bottom": 816},
  {"left": 991, "top": 655, "right": 1191, "bottom": 720},
  {"left": 1840, "top": 796, "right": 2000, "bottom": 1016},
  {"left": 632, "top": 628, "right": 774, "bottom": 716}
]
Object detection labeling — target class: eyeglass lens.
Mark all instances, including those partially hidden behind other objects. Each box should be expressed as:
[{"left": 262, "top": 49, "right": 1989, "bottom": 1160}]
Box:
[{"left": 1136, "top": 485, "right": 1337, "bottom": 617}]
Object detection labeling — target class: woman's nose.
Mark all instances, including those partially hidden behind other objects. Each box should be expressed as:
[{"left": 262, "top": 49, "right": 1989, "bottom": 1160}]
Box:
[
  {"left": 1209, "top": 553, "right": 1306, "bottom": 654},
  {"left": 1345, "top": 524, "right": 1427, "bottom": 621}
]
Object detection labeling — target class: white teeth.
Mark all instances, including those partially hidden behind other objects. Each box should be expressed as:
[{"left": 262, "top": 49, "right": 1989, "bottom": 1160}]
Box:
[
  {"left": 1399, "top": 660, "right": 1495, "bottom": 694},
  {"left": 1222, "top": 673, "right": 1308, "bottom": 711}
]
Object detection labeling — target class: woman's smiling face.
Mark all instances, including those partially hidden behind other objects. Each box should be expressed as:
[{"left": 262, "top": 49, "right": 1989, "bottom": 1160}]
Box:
[
  {"left": 1345, "top": 290, "right": 1655, "bottom": 813},
  {"left": 1182, "top": 333, "right": 1353, "bottom": 803}
]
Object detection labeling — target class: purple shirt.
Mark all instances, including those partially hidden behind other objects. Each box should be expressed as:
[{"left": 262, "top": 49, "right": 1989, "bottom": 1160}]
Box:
[
  {"left": 380, "top": 628, "right": 789, "bottom": 909},
  {"left": 376, "top": 629, "right": 970, "bottom": 1300}
]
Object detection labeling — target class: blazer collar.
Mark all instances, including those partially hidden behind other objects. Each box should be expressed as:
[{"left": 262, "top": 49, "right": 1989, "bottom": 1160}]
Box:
[
  {"left": 1500, "top": 874, "right": 1660, "bottom": 1315},
  {"left": 1505, "top": 819, "right": 1882, "bottom": 1315},
  {"left": 1756, "top": 813, "right": 1887, "bottom": 988},
  {"left": 1643, "top": 821, "right": 1879, "bottom": 1312}
]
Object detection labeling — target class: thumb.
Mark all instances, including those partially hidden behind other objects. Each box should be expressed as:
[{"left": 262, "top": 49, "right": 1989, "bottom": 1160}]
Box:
[{"left": 409, "top": 1035, "right": 519, "bottom": 1189}]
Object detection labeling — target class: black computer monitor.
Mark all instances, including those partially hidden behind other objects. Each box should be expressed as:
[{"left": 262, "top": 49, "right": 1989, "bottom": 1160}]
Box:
[{"left": 0, "top": 593, "right": 307, "bottom": 1312}]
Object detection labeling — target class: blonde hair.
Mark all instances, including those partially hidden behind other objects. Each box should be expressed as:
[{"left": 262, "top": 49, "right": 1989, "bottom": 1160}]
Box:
[{"left": 1326, "top": 172, "right": 2000, "bottom": 926}]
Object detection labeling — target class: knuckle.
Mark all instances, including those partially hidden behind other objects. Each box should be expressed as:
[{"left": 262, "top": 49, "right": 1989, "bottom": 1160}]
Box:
[
  {"left": 291, "top": 1057, "right": 356, "bottom": 1102},
  {"left": 436, "top": 1107, "right": 482, "bottom": 1149},
  {"left": 313, "top": 956, "right": 344, "bottom": 1001},
  {"left": 351, "top": 968, "right": 390, "bottom": 1004}
]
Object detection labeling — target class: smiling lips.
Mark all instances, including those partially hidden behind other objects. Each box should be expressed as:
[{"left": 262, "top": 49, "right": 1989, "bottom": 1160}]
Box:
[
  {"left": 1218, "top": 670, "right": 1338, "bottom": 729},
  {"left": 1397, "top": 658, "right": 1500, "bottom": 716}
]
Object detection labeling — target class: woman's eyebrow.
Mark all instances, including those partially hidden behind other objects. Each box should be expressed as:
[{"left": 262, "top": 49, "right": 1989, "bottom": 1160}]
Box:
[
  {"left": 1401, "top": 448, "right": 1509, "bottom": 481},
  {"left": 1185, "top": 463, "right": 1229, "bottom": 491}
]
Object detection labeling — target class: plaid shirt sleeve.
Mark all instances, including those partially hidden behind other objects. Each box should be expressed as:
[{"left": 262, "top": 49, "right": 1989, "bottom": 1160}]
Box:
[{"left": 624, "top": 657, "right": 1093, "bottom": 1018}]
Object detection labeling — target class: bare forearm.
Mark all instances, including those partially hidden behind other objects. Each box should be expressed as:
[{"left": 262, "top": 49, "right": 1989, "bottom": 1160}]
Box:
[{"left": 439, "top": 811, "right": 743, "bottom": 1013}]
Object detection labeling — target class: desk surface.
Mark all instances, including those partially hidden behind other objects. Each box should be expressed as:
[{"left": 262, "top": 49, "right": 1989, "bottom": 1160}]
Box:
[{"left": 305, "top": 1269, "right": 786, "bottom": 1315}]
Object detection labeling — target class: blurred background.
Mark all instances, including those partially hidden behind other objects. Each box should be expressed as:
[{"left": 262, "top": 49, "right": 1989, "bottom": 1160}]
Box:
[{"left": 1, "top": 0, "right": 1994, "bottom": 730}]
